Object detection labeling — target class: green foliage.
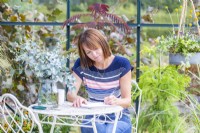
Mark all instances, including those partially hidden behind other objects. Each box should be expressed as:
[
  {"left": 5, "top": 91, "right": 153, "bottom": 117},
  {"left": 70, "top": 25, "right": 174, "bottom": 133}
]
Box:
[
  {"left": 0, "top": 110, "right": 40, "bottom": 133},
  {"left": 139, "top": 103, "right": 185, "bottom": 133},
  {"left": 0, "top": 2, "right": 68, "bottom": 105},
  {"left": 141, "top": 0, "right": 181, "bottom": 13},
  {"left": 15, "top": 40, "right": 76, "bottom": 91},
  {"left": 0, "top": 0, "right": 8, "bottom": 3},
  {"left": 138, "top": 66, "right": 191, "bottom": 132},
  {"left": 145, "top": 28, "right": 171, "bottom": 39},
  {"left": 139, "top": 66, "right": 190, "bottom": 103},
  {"left": 71, "top": 2, "right": 88, "bottom": 12},
  {"left": 46, "top": 8, "right": 63, "bottom": 21},
  {"left": 114, "top": 3, "right": 136, "bottom": 17},
  {"left": 157, "top": 33, "right": 200, "bottom": 55},
  {"left": 31, "top": 115, "right": 71, "bottom": 133}
]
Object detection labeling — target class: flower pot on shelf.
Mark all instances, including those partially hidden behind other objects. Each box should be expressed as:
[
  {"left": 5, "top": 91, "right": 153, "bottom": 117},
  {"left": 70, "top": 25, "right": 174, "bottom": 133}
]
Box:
[
  {"left": 169, "top": 53, "right": 200, "bottom": 65},
  {"left": 38, "top": 80, "right": 58, "bottom": 108}
]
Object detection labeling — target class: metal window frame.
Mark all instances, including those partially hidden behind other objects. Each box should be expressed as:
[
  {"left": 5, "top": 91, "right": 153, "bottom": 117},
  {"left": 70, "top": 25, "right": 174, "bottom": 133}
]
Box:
[
  {"left": 0, "top": 0, "right": 178, "bottom": 78},
  {"left": 0, "top": 0, "right": 180, "bottom": 115}
]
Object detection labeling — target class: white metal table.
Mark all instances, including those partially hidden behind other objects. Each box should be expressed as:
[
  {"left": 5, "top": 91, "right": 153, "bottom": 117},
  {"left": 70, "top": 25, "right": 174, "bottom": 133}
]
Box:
[{"left": 29, "top": 102, "right": 123, "bottom": 133}]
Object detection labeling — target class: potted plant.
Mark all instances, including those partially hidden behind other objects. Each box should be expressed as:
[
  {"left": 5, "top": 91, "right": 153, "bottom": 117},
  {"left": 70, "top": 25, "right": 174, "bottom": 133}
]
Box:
[
  {"left": 157, "top": 33, "right": 200, "bottom": 64},
  {"left": 157, "top": 0, "right": 200, "bottom": 65},
  {"left": 15, "top": 39, "right": 76, "bottom": 106}
]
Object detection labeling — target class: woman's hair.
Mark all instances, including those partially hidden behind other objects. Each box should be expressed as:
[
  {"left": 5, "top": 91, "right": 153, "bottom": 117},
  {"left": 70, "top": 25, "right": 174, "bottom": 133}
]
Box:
[{"left": 77, "top": 28, "right": 111, "bottom": 68}]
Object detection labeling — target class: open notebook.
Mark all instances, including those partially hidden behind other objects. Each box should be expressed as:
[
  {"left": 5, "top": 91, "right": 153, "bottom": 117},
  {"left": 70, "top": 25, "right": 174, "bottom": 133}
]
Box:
[{"left": 67, "top": 102, "right": 111, "bottom": 109}]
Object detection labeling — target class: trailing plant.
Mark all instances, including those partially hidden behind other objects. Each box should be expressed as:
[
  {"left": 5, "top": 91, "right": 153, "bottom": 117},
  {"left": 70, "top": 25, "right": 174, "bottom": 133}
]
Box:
[
  {"left": 157, "top": 33, "right": 200, "bottom": 55},
  {"left": 156, "top": 0, "right": 200, "bottom": 57},
  {"left": 138, "top": 66, "right": 191, "bottom": 133},
  {"left": 15, "top": 40, "right": 76, "bottom": 91}
]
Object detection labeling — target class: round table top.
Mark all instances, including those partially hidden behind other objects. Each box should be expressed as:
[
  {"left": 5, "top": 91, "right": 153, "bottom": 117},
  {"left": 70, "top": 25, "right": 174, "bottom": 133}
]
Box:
[{"left": 30, "top": 101, "right": 123, "bottom": 116}]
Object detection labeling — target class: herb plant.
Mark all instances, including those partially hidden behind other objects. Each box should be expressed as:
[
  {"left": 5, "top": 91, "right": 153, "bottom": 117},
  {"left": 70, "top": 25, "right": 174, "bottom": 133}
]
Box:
[{"left": 138, "top": 66, "right": 191, "bottom": 132}]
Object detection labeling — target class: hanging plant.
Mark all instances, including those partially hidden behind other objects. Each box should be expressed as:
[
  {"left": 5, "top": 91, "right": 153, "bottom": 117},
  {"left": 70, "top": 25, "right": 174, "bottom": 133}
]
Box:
[{"left": 157, "top": 0, "right": 200, "bottom": 65}]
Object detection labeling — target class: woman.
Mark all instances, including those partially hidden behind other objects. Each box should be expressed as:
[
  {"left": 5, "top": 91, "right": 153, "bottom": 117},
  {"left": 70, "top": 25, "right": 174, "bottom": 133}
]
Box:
[{"left": 67, "top": 28, "right": 132, "bottom": 133}]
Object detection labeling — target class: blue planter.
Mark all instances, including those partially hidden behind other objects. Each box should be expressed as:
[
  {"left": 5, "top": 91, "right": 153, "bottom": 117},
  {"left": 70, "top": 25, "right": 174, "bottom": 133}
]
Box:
[{"left": 169, "top": 53, "right": 200, "bottom": 65}]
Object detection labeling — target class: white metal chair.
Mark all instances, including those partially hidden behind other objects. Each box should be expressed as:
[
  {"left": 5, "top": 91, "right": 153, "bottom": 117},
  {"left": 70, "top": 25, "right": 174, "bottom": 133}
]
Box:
[
  {"left": 130, "top": 80, "right": 142, "bottom": 133},
  {"left": 0, "top": 93, "right": 43, "bottom": 133}
]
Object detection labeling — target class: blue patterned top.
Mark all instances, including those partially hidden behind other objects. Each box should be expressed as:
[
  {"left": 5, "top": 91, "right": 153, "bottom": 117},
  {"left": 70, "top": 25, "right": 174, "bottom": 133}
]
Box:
[{"left": 72, "top": 55, "right": 132, "bottom": 104}]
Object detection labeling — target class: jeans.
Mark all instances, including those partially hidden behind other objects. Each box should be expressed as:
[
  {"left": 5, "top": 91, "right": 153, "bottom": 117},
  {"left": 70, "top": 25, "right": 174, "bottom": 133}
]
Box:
[{"left": 81, "top": 113, "right": 132, "bottom": 133}]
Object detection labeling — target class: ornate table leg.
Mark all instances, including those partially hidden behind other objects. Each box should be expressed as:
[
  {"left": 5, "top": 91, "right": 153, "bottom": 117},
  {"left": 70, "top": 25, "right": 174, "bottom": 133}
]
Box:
[
  {"left": 112, "top": 111, "right": 120, "bottom": 133},
  {"left": 33, "top": 112, "right": 43, "bottom": 133},
  {"left": 91, "top": 115, "right": 97, "bottom": 133},
  {"left": 50, "top": 116, "right": 57, "bottom": 133}
]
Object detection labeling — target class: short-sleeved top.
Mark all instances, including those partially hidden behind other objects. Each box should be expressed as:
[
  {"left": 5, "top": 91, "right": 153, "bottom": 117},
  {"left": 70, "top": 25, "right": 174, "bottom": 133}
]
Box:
[{"left": 72, "top": 55, "right": 132, "bottom": 103}]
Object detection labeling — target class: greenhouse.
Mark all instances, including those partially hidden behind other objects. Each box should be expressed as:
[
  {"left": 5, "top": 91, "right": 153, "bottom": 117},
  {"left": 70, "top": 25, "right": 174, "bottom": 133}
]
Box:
[{"left": 0, "top": 0, "right": 199, "bottom": 133}]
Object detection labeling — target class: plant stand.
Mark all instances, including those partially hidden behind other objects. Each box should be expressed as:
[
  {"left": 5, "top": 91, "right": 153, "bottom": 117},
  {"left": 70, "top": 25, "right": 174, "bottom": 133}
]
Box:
[{"left": 169, "top": 53, "right": 200, "bottom": 65}]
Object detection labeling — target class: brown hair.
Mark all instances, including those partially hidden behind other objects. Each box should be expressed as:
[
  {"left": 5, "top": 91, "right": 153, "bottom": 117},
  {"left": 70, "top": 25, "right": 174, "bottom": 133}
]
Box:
[{"left": 77, "top": 28, "right": 111, "bottom": 68}]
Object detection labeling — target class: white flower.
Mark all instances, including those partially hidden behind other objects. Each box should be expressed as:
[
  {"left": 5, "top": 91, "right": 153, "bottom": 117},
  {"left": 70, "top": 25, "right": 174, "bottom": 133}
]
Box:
[
  {"left": 110, "top": 32, "right": 123, "bottom": 41},
  {"left": 2, "top": 78, "right": 12, "bottom": 88},
  {"left": 17, "top": 84, "right": 25, "bottom": 91}
]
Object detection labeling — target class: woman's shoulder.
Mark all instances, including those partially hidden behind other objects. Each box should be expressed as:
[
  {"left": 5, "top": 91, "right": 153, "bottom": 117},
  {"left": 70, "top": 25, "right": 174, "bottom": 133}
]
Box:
[
  {"left": 113, "top": 55, "right": 133, "bottom": 71},
  {"left": 114, "top": 55, "right": 130, "bottom": 64},
  {"left": 73, "top": 58, "right": 81, "bottom": 68}
]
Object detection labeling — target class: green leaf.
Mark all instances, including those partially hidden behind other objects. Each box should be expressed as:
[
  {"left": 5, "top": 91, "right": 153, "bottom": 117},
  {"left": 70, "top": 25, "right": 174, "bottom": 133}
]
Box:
[{"left": 52, "top": 8, "right": 62, "bottom": 16}]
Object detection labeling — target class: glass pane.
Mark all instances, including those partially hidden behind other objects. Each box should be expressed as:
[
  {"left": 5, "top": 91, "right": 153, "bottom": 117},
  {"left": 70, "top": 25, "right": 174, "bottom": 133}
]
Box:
[
  {"left": 0, "top": 24, "right": 67, "bottom": 79},
  {"left": 140, "top": 27, "right": 174, "bottom": 66},
  {"left": 0, "top": 25, "right": 66, "bottom": 47},
  {"left": 70, "top": 0, "right": 136, "bottom": 22},
  {"left": 4, "top": 0, "right": 67, "bottom": 22},
  {"left": 141, "top": 0, "right": 182, "bottom": 24}
]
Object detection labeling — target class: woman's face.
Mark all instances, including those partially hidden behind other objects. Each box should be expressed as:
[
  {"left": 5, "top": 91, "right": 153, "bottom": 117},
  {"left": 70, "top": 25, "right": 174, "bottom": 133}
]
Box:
[{"left": 83, "top": 45, "right": 104, "bottom": 63}]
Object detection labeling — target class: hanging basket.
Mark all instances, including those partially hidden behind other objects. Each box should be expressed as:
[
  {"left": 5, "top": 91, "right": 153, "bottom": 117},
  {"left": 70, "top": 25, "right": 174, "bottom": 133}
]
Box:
[
  {"left": 169, "top": 53, "right": 200, "bottom": 64},
  {"left": 169, "top": 0, "right": 200, "bottom": 65}
]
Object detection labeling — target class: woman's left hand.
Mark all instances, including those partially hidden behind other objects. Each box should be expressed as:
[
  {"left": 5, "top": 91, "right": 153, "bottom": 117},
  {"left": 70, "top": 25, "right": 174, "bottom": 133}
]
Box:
[{"left": 104, "top": 95, "right": 118, "bottom": 105}]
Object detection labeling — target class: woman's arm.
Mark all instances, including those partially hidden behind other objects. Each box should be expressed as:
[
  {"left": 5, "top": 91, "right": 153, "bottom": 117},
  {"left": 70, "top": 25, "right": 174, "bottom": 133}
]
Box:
[
  {"left": 104, "top": 70, "right": 132, "bottom": 108},
  {"left": 67, "top": 72, "right": 87, "bottom": 107}
]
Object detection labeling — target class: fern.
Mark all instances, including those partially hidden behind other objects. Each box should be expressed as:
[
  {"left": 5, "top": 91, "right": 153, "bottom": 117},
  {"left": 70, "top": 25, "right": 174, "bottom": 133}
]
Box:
[{"left": 138, "top": 66, "right": 191, "bottom": 133}]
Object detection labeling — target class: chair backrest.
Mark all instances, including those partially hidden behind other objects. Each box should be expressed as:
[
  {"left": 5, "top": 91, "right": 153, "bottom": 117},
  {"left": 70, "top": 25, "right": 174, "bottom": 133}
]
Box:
[
  {"left": 131, "top": 80, "right": 142, "bottom": 133},
  {"left": 0, "top": 93, "right": 43, "bottom": 133}
]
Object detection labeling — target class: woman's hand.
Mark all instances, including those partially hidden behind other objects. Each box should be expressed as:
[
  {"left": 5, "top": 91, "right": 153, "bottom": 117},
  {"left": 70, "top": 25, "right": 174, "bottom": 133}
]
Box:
[
  {"left": 104, "top": 95, "right": 118, "bottom": 105},
  {"left": 72, "top": 96, "right": 87, "bottom": 107}
]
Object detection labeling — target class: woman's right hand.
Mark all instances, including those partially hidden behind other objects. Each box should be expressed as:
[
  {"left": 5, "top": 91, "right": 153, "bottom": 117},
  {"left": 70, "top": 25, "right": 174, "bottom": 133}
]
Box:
[{"left": 72, "top": 96, "right": 88, "bottom": 107}]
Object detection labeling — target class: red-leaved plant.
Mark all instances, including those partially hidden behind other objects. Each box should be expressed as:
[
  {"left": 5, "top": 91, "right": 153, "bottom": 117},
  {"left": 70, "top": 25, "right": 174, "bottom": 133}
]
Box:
[{"left": 63, "top": 3, "right": 131, "bottom": 34}]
